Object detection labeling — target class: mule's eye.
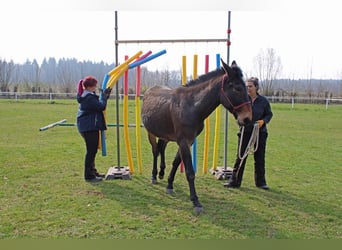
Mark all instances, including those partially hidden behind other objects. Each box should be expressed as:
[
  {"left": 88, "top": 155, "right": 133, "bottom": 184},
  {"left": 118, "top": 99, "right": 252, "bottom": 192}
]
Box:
[
  {"left": 227, "top": 81, "right": 234, "bottom": 87},
  {"left": 234, "top": 85, "right": 244, "bottom": 92}
]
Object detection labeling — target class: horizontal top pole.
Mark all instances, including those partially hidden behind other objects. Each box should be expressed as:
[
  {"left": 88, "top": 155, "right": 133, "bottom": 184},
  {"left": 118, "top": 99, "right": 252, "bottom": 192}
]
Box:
[{"left": 116, "top": 38, "right": 228, "bottom": 44}]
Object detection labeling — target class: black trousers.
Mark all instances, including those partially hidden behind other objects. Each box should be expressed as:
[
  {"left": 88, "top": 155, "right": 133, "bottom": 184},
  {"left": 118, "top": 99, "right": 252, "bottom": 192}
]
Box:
[
  {"left": 231, "top": 131, "right": 268, "bottom": 187},
  {"left": 81, "top": 131, "right": 100, "bottom": 180}
]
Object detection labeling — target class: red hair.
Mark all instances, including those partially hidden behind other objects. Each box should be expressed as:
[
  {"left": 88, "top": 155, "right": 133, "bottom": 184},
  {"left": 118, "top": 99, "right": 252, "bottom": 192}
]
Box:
[{"left": 82, "top": 76, "right": 98, "bottom": 88}]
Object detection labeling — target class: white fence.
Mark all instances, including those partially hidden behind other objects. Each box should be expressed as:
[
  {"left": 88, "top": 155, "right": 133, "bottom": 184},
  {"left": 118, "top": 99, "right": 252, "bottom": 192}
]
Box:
[
  {"left": 0, "top": 92, "right": 76, "bottom": 102},
  {"left": 1, "top": 92, "right": 341, "bottom": 109}
]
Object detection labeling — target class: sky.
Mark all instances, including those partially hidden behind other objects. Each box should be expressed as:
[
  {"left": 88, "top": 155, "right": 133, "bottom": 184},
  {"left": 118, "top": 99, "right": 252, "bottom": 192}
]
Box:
[{"left": 0, "top": 0, "right": 341, "bottom": 79}]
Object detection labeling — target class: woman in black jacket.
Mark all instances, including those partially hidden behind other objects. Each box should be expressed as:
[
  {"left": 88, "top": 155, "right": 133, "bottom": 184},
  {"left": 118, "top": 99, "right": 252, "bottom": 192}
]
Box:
[
  {"left": 225, "top": 77, "right": 273, "bottom": 190},
  {"left": 77, "top": 76, "right": 110, "bottom": 182}
]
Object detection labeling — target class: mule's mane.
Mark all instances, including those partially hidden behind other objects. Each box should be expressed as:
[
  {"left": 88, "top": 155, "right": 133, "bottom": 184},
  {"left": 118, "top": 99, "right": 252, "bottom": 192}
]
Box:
[
  {"left": 184, "top": 65, "right": 243, "bottom": 87},
  {"left": 184, "top": 68, "right": 224, "bottom": 87}
]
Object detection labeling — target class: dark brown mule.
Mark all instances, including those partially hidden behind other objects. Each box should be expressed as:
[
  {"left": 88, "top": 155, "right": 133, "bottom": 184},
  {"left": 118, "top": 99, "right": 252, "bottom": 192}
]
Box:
[{"left": 141, "top": 60, "right": 252, "bottom": 214}]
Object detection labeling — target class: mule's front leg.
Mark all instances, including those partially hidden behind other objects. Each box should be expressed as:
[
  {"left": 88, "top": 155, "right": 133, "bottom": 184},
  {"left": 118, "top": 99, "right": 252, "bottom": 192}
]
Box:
[{"left": 179, "top": 141, "right": 203, "bottom": 214}]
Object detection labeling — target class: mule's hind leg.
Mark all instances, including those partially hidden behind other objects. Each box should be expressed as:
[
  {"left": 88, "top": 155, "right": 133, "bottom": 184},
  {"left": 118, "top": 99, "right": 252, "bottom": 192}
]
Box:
[
  {"left": 158, "top": 139, "right": 168, "bottom": 180},
  {"left": 166, "top": 151, "right": 182, "bottom": 194},
  {"left": 148, "top": 133, "right": 159, "bottom": 184}
]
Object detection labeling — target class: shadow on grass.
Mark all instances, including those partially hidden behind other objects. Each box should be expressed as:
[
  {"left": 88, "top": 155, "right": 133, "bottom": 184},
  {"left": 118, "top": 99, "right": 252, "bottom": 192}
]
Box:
[{"left": 94, "top": 173, "right": 340, "bottom": 238}]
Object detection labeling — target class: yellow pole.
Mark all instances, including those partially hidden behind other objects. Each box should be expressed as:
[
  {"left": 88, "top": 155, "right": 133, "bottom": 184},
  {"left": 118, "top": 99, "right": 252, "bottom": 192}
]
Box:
[
  {"left": 106, "top": 51, "right": 143, "bottom": 90},
  {"left": 193, "top": 55, "right": 198, "bottom": 79},
  {"left": 107, "top": 67, "right": 128, "bottom": 89},
  {"left": 135, "top": 65, "right": 143, "bottom": 174},
  {"left": 182, "top": 56, "right": 187, "bottom": 86},
  {"left": 98, "top": 130, "right": 101, "bottom": 149},
  {"left": 123, "top": 94, "right": 134, "bottom": 173},
  {"left": 123, "top": 59, "right": 134, "bottom": 174},
  {"left": 135, "top": 96, "right": 142, "bottom": 174},
  {"left": 212, "top": 106, "right": 221, "bottom": 171},
  {"left": 108, "top": 50, "right": 143, "bottom": 77},
  {"left": 212, "top": 55, "right": 222, "bottom": 171},
  {"left": 203, "top": 55, "right": 210, "bottom": 174},
  {"left": 180, "top": 55, "right": 187, "bottom": 173},
  {"left": 203, "top": 116, "right": 210, "bottom": 173}
]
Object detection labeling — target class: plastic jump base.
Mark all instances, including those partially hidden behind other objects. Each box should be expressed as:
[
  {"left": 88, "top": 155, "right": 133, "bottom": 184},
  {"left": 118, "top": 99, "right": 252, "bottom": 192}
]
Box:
[
  {"left": 210, "top": 166, "right": 233, "bottom": 180},
  {"left": 105, "top": 166, "right": 131, "bottom": 180}
]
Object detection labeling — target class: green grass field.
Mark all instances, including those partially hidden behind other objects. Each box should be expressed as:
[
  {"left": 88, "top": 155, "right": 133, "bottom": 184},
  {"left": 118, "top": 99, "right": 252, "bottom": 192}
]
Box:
[{"left": 0, "top": 99, "right": 341, "bottom": 239}]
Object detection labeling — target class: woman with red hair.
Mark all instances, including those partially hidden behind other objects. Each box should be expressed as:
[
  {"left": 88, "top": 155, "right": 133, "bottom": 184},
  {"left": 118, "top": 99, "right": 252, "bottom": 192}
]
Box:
[{"left": 76, "top": 76, "right": 111, "bottom": 182}]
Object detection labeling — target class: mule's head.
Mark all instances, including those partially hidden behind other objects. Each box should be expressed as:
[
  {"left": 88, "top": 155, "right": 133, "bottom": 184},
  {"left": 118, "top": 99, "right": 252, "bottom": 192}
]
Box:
[{"left": 219, "top": 59, "right": 252, "bottom": 126}]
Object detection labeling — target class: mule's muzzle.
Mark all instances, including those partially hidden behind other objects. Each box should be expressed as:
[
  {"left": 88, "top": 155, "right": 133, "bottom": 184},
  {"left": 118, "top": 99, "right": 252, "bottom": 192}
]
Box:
[
  {"left": 237, "top": 117, "right": 251, "bottom": 126},
  {"left": 243, "top": 117, "right": 252, "bottom": 126},
  {"left": 236, "top": 104, "right": 252, "bottom": 126}
]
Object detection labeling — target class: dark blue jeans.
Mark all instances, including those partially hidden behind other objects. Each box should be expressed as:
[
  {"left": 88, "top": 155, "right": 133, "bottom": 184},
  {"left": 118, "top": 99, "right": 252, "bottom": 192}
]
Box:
[{"left": 81, "top": 131, "right": 99, "bottom": 180}]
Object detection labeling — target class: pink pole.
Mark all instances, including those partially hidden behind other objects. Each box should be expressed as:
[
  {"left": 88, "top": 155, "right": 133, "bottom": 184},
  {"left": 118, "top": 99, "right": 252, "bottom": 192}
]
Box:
[
  {"left": 205, "top": 55, "right": 209, "bottom": 73},
  {"left": 136, "top": 66, "right": 141, "bottom": 96}
]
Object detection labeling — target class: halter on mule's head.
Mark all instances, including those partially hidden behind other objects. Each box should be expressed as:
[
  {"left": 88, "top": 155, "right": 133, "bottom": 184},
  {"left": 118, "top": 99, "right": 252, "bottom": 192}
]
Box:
[{"left": 220, "top": 60, "right": 252, "bottom": 126}]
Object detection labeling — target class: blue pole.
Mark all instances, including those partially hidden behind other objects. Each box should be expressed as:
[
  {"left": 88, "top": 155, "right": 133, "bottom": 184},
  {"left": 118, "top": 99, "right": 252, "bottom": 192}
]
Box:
[
  {"left": 192, "top": 139, "right": 197, "bottom": 173},
  {"left": 216, "top": 54, "right": 221, "bottom": 69},
  {"left": 100, "top": 74, "right": 110, "bottom": 156},
  {"left": 129, "top": 49, "right": 167, "bottom": 69}
]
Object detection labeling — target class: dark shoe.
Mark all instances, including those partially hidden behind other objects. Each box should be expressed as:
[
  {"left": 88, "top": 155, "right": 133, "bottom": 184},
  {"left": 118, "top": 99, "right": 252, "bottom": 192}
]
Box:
[
  {"left": 86, "top": 176, "right": 103, "bottom": 183},
  {"left": 95, "top": 172, "right": 105, "bottom": 178},
  {"left": 224, "top": 182, "right": 240, "bottom": 188},
  {"left": 257, "top": 184, "right": 269, "bottom": 190}
]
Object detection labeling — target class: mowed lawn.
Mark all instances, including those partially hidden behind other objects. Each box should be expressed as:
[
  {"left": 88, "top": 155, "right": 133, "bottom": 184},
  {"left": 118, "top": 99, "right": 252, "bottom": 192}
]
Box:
[{"left": 0, "top": 99, "right": 341, "bottom": 239}]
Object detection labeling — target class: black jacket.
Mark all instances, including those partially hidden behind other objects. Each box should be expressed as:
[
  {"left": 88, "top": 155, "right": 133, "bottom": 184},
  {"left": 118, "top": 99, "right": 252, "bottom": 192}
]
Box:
[
  {"left": 76, "top": 91, "right": 107, "bottom": 133},
  {"left": 244, "top": 94, "right": 273, "bottom": 133}
]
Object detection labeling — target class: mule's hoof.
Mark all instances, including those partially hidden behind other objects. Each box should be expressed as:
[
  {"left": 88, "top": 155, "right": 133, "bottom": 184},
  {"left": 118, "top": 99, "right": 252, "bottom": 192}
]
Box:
[
  {"left": 158, "top": 174, "right": 164, "bottom": 180},
  {"left": 166, "top": 188, "right": 173, "bottom": 194},
  {"left": 193, "top": 206, "right": 204, "bottom": 215},
  {"left": 151, "top": 179, "right": 158, "bottom": 185}
]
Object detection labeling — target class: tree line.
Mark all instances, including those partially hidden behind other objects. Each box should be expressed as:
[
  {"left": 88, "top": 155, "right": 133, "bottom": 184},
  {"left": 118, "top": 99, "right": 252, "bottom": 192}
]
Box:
[
  {"left": 1, "top": 51, "right": 341, "bottom": 98},
  {"left": 0, "top": 57, "right": 181, "bottom": 94}
]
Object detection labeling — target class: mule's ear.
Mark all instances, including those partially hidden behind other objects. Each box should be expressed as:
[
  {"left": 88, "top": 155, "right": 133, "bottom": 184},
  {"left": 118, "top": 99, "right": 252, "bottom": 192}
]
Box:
[
  {"left": 231, "top": 60, "right": 243, "bottom": 77},
  {"left": 220, "top": 58, "right": 229, "bottom": 74}
]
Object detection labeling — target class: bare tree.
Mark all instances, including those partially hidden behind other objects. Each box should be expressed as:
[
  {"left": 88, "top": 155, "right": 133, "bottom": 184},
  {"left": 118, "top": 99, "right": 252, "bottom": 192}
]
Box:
[
  {"left": 56, "top": 58, "right": 78, "bottom": 93},
  {"left": 253, "top": 48, "right": 282, "bottom": 96},
  {"left": 0, "top": 59, "right": 14, "bottom": 92}
]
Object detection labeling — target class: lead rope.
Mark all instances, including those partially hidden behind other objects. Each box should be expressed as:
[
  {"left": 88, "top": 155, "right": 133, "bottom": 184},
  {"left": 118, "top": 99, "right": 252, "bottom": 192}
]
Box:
[{"left": 236, "top": 122, "right": 260, "bottom": 173}]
